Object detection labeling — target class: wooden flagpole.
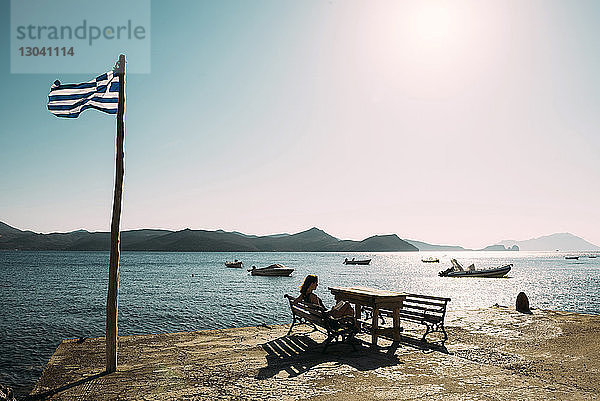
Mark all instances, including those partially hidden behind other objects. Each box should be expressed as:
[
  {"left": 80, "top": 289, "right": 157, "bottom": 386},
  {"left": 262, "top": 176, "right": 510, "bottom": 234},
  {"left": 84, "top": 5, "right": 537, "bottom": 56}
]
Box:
[{"left": 106, "top": 54, "right": 125, "bottom": 373}]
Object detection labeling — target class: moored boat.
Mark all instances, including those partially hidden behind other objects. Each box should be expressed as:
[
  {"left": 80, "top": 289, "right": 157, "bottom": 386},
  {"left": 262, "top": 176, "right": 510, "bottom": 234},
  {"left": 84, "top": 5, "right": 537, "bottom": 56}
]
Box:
[
  {"left": 248, "top": 264, "right": 294, "bottom": 276},
  {"left": 421, "top": 257, "right": 440, "bottom": 263},
  {"left": 343, "top": 258, "right": 371, "bottom": 265},
  {"left": 225, "top": 260, "right": 243, "bottom": 268},
  {"left": 565, "top": 256, "right": 579, "bottom": 260},
  {"left": 439, "top": 259, "right": 512, "bottom": 278}
]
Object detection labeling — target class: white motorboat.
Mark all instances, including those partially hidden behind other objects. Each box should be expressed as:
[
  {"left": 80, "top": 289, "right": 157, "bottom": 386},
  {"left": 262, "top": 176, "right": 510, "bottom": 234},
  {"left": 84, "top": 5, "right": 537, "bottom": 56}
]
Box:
[
  {"left": 439, "top": 259, "right": 512, "bottom": 278},
  {"left": 248, "top": 264, "right": 294, "bottom": 276},
  {"left": 343, "top": 258, "right": 371, "bottom": 265},
  {"left": 225, "top": 260, "right": 243, "bottom": 268}
]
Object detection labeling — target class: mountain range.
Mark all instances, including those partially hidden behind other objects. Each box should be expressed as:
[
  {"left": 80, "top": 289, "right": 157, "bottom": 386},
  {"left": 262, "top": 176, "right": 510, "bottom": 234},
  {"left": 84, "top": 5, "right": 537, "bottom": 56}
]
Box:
[
  {"left": 0, "top": 222, "right": 417, "bottom": 252},
  {"left": 1, "top": 222, "right": 597, "bottom": 252}
]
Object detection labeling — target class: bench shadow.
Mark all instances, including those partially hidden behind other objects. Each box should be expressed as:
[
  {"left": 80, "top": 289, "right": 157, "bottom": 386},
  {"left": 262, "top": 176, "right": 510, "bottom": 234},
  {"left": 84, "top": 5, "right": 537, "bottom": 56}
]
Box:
[
  {"left": 393, "top": 334, "right": 449, "bottom": 354},
  {"left": 256, "top": 334, "right": 402, "bottom": 380},
  {"left": 25, "top": 371, "right": 108, "bottom": 400}
]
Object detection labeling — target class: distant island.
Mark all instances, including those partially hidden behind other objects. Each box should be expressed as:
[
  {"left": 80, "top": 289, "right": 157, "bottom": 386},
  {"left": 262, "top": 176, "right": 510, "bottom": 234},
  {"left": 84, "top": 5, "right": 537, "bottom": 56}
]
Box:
[
  {"left": 497, "top": 233, "right": 600, "bottom": 251},
  {"left": 405, "top": 240, "right": 519, "bottom": 252},
  {"left": 0, "top": 222, "right": 597, "bottom": 252},
  {"left": 480, "top": 244, "right": 520, "bottom": 251}
]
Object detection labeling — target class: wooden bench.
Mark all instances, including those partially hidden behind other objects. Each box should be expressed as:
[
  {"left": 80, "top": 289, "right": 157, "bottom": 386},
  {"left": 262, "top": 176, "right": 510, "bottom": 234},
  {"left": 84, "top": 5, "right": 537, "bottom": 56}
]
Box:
[
  {"left": 284, "top": 294, "right": 358, "bottom": 352},
  {"left": 377, "top": 293, "right": 451, "bottom": 344}
]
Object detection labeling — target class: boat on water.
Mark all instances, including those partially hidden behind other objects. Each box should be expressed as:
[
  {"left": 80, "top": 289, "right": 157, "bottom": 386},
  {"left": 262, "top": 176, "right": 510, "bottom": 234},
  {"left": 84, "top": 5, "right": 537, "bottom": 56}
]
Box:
[
  {"left": 248, "top": 264, "right": 294, "bottom": 276},
  {"left": 343, "top": 258, "right": 371, "bottom": 265},
  {"left": 225, "top": 260, "right": 243, "bottom": 268},
  {"left": 589, "top": 255, "right": 598, "bottom": 259},
  {"left": 421, "top": 257, "right": 440, "bottom": 263},
  {"left": 565, "top": 256, "right": 579, "bottom": 260},
  {"left": 439, "top": 259, "right": 512, "bottom": 278}
]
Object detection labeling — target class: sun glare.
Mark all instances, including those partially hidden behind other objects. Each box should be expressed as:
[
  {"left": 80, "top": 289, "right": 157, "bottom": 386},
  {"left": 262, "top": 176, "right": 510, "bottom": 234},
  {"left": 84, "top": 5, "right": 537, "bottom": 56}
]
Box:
[
  {"left": 359, "top": 1, "right": 481, "bottom": 98},
  {"left": 409, "top": 2, "right": 459, "bottom": 47}
]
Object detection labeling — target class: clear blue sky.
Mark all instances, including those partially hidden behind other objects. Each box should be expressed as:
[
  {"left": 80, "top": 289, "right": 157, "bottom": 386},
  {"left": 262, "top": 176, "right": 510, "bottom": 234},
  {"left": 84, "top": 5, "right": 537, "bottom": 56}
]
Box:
[{"left": 1, "top": 0, "right": 599, "bottom": 248}]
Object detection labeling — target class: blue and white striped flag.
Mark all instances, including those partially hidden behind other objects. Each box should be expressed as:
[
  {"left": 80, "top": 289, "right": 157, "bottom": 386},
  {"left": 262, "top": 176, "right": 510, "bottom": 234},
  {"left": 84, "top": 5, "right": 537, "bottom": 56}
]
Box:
[{"left": 48, "top": 70, "right": 119, "bottom": 118}]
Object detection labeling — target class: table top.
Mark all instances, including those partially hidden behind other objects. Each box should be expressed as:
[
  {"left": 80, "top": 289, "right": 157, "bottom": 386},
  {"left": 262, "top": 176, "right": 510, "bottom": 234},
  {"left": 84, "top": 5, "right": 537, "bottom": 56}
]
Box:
[{"left": 328, "top": 286, "right": 406, "bottom": 301}]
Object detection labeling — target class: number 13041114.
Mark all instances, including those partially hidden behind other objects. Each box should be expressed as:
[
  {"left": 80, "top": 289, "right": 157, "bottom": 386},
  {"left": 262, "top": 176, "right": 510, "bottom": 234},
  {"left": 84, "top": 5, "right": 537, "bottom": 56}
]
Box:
[{"left": 19, "top": 47, "right": 75, "bottom": 56}]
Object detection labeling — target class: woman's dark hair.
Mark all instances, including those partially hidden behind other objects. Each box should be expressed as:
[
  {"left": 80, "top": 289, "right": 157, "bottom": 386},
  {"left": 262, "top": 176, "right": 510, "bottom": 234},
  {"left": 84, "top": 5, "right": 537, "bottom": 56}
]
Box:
[{"left": 300, "top": 275, "right": 318, "bottom": 295}]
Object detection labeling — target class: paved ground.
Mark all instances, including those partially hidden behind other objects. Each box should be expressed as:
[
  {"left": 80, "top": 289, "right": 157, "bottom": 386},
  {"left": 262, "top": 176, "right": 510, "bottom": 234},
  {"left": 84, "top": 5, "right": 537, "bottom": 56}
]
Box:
[{"left": 29, "top": 307, "right": 600, "bottom": 400}]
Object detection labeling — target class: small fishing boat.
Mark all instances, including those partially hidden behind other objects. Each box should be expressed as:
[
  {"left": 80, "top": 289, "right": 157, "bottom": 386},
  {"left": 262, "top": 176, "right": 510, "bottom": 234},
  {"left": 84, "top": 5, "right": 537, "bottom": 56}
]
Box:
[
  {"left": 589, "top": 255, "right": 598, "bottom": 259},
  {"left": 421, "top": 257, "right": 440, "bottom": 263},
  {"left": 225, "top": 260, "right": 243, "bottom": 268},
  {"left": 343, "top": 258, "right": 371, "bottom": 265},
  {"left": 439, "top": 259, "right": 512, "bottom": 278},
  {"left": 248, "top": 264, "right": 294, "bottom": 276},
  {"left": 565, "top": 256, "right": 579, "bottom": 260}
]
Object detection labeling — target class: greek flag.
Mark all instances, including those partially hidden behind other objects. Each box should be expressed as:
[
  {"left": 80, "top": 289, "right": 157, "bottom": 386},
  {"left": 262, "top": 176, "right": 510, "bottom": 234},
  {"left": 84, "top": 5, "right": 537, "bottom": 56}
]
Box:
[{"left": 48, "top": 70, "right": 119, "bottom": 118}]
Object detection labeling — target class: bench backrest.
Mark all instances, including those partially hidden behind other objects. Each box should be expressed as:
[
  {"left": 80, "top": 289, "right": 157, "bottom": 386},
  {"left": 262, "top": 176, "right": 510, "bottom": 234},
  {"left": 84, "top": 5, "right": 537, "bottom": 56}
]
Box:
[
  {"left": 402, "top": 293, "right": 451, "bottom": 322},
  {"left": 284, "top": 294, "right": 328, "bottom": 327}
]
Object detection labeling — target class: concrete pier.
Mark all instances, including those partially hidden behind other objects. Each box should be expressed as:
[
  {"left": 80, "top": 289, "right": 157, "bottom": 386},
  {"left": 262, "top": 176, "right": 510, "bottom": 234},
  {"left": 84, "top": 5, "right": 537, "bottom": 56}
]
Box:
[{"left": 30, "top": 308, "right": 600, "bottom": 400}]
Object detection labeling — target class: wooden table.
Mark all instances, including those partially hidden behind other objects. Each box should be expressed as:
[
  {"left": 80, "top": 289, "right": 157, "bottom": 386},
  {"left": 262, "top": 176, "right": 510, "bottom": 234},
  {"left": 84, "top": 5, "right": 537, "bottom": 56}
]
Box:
[{"left": 328, "top": 286, "right": 406, "bottom": 346}]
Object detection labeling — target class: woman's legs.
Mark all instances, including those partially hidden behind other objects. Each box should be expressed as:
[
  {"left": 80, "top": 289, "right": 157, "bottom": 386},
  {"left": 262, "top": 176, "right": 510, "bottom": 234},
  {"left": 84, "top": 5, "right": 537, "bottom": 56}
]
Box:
[{"left": 330, "top": 301, "right": 354, "bottom": 318}]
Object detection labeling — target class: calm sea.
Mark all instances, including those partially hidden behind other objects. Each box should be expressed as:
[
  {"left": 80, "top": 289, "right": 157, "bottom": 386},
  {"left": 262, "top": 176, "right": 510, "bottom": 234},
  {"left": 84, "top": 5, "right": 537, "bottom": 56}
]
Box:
[{"left": 1, "top": 250, "right": 599, "bottom": 397}]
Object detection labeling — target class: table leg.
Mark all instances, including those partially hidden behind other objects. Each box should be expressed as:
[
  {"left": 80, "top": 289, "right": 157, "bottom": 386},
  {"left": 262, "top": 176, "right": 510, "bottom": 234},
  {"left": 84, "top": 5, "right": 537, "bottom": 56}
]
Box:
[
  {"left": 393, "top": 307, "right": 401, "bottom": 341},
  {"left": 354, "top": 303, "right": 361, "bottom": 330},
  {"left": 372, "top": 306, "right": 379, "bottom": 346}
]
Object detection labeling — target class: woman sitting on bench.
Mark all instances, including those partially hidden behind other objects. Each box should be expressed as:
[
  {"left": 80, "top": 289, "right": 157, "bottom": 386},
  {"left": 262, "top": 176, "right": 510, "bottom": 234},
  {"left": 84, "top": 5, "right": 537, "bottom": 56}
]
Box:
[{"left": 295, "top": 275, "right": 354, "bottom": 318}]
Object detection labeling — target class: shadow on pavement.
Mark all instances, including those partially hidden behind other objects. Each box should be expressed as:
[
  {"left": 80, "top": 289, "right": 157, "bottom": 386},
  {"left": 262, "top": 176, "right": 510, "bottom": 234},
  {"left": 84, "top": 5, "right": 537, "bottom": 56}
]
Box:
[{"left": 257, "top": 334, "right": 402, "bottom": 379}]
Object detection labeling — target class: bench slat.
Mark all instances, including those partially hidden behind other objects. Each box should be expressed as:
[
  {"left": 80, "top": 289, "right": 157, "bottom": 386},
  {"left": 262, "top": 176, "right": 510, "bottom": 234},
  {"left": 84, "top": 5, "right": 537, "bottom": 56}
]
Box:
[
  {"left": 290, "top": 300, "right": 325, "bottom": 313},
  {"left": 292, "top": 308, "right": 326, "bottom": 324},
  {"left": 293, "top": 304, "right": 326, "bottom": 316},
  {"left": 398, "top": 309, "right": 443, "bottom": 321},
  {"left": 291, "top": 304, "right": 326, "bottom": 318},
  {"left": 397, "top": 314, "right": 430, "bottom": 323},
  {"left": 378, "top": 305, "right": 444, "bottom": 315},
  {"left": 401, "top": 303, "right": 445, "bottom": 313},
  {"left": 404, "top": 293, "right": 451, "bottom": 302},
  {"left": 397, "top": 311, "right": 442, "bottom": 323},
  {"left": 404, "top": 298, "right": 448, "bottom": 308},
  {"left": 379, "top": 308, "right": 442, "bottom": 322}
]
